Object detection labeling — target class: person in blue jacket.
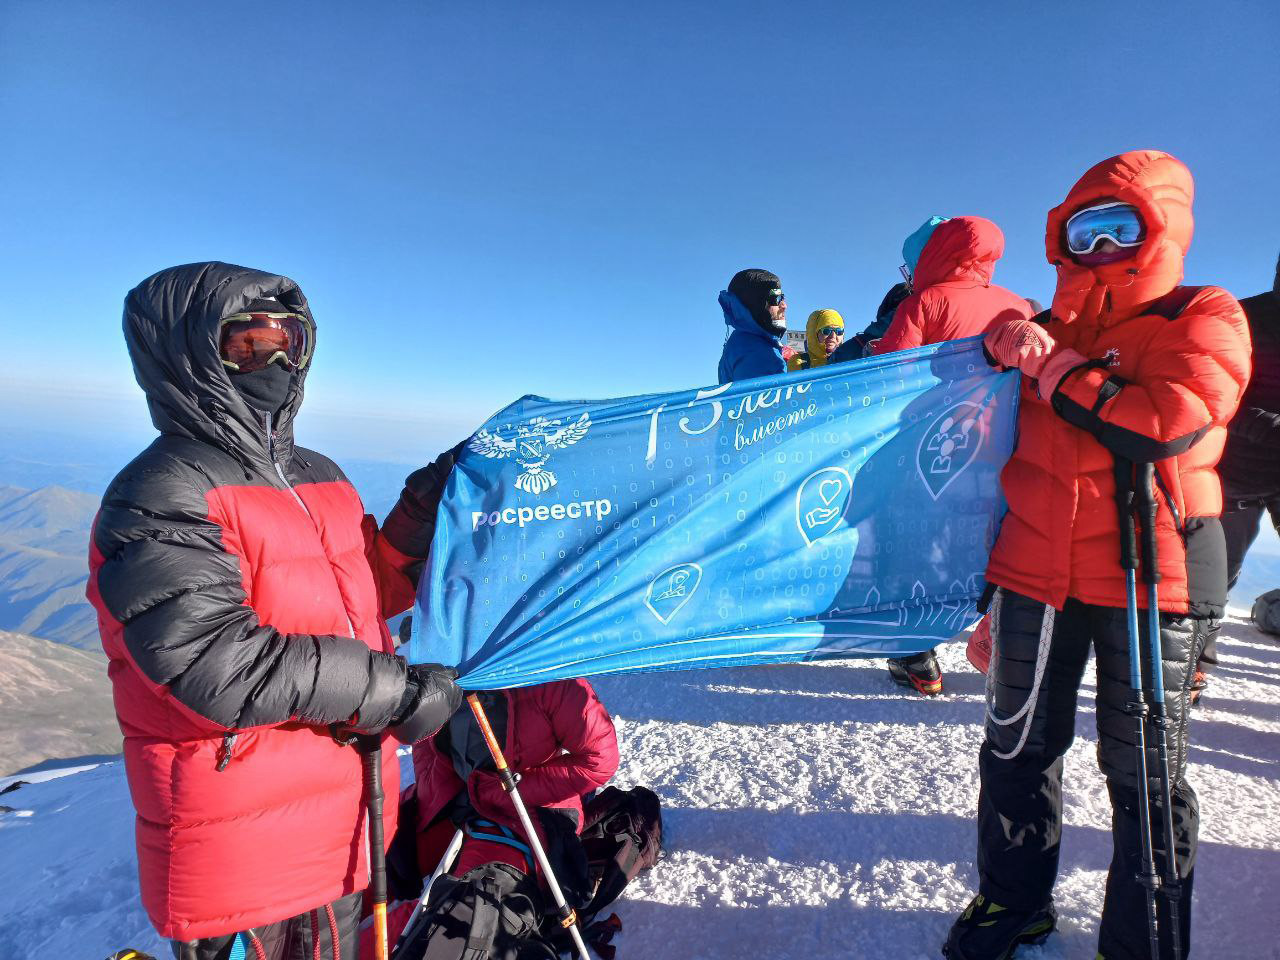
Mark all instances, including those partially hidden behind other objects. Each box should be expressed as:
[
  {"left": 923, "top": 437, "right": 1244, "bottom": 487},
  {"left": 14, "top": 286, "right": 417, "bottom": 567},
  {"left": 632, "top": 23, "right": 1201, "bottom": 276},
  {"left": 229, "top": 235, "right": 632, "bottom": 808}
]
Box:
[{"left": 717, "top": 269, "right": 788, "bottom": 384}]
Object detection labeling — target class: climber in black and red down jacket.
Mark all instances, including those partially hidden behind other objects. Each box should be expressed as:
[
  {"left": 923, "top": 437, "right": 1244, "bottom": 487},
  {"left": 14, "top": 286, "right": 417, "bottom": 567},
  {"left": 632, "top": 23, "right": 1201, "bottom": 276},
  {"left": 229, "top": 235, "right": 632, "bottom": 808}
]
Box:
[{"left": 87, "top": 261, "right": 463, "bottom": 959}]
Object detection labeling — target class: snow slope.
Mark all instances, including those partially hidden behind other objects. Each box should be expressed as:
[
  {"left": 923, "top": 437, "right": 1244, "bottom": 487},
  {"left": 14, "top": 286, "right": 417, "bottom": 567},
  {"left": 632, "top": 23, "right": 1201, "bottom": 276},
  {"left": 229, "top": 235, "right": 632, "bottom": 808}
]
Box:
[{"left": 1, "top": 615, "right": 1276, "bottom": 960}]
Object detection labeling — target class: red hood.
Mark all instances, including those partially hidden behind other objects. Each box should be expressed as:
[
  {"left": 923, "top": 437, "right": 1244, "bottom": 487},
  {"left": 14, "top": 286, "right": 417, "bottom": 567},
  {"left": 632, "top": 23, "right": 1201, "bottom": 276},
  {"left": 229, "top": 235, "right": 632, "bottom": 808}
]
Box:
[
  {"left": 912, "top": 216, "right": 1005, "bottom": 290},
  {"left": 1047, "top": 150, "right": 1193, "bottom": 327}
]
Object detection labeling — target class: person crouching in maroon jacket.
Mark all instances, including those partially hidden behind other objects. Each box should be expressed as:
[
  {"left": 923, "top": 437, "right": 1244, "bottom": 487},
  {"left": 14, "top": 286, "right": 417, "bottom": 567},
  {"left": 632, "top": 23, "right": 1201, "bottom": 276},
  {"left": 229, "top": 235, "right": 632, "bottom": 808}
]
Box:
[
  {"left": 88, "top": 262, "right": 463, "bottom": 960},
  {"left": 411, "top": 679, "right": 620, "bottom": 881}
]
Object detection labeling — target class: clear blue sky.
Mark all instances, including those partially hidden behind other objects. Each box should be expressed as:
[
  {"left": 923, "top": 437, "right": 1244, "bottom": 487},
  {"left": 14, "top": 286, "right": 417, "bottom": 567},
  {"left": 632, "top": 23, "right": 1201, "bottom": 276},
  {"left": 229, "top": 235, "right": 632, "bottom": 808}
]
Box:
[{"left": 1, "top": 1, "right": 1276, "bottom": 464}]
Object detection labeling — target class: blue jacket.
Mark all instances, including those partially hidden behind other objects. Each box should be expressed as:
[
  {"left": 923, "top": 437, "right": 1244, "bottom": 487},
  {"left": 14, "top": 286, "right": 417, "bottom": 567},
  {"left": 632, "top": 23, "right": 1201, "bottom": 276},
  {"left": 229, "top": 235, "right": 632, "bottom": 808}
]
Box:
[{"left": 717, "top": 290, "right": 785, "bottom": 384}]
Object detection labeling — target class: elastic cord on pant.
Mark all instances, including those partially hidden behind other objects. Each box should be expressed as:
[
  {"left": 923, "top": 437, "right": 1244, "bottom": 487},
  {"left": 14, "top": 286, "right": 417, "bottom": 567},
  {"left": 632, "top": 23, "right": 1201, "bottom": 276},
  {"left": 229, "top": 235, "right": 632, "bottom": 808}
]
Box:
[{"left": 986, "top": 594, "right": 1056, "bottom": 761}]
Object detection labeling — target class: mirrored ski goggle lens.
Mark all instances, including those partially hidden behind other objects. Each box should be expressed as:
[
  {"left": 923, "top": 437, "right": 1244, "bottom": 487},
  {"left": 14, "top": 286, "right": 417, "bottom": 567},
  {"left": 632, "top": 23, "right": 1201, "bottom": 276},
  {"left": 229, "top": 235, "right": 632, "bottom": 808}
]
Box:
[
  {"left": 1065, "top": 203, "right": 1146, "bottom": 255},
  {"left": 765, "top": 291, "right": 786, "bottom": 306},
  {"left": 817, "top": 326, "right": 843, "bottom": 338},
  {"left": 219, "top": 313, "right": 313, "bottom": 372}
]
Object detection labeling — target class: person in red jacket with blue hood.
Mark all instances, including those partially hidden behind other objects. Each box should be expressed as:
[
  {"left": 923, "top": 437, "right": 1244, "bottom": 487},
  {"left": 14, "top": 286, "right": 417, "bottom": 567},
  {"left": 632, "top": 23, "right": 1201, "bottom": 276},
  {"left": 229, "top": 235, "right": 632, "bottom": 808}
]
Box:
[
  {"left": 877, "top": 215, "right": 1034, "bottom": 354},
  {"left": 717, "top": 268, "right": 788, "bottom": 384},
  {"left": 873, "top": 215, "right": 1034, "bottom": 697},
  {"left": 942, "top": 153, "right": 1250, "bottom": 960},
  {"left": 88, "top": 262, "right": 463, "bottom": 959}
]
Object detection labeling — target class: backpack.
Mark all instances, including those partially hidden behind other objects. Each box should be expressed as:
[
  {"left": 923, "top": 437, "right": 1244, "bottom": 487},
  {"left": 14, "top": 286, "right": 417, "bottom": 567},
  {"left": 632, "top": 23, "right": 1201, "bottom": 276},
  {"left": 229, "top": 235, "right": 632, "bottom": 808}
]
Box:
[
  {"left": 395, "top": 862, "right": 554, "bottom": 960},
  {"left": 578, "top": 786, "right": 663, "bottom": 918},
  {"left": 393, "top": 787, "right": 663, "bottom": 960},
  {"left": 1252, "top": 588, "right": 1280, "bottom": 637},
  {"left": 539, "top": 786, "right": 664, "bottom": 960}
]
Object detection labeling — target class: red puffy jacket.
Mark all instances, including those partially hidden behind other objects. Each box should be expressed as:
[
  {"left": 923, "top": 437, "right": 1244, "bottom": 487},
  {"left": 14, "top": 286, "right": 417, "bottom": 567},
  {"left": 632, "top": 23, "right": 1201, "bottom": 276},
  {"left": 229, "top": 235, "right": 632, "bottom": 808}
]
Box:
[
  {"left": 87, "top": 263, "right": 433, "bottom": 941},
  {"left": 412, "top": 679, "right": 618, "bottom": 876},
  {"left": 875, "top": 216, "right": 1033, "bottom": 354},
  {"left": 985, "top": 152, "right": 1252, "bottom": 614}
]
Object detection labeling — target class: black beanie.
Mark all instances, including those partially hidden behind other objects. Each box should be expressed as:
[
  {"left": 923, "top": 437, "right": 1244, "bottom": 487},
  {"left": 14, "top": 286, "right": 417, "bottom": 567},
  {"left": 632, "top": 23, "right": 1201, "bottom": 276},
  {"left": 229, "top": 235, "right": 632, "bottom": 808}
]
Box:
[
  {"left": 241, "top": 297, "right": 293, "bottom": 314},
  {"left": 728, "top": 268, "right": 783, "bottom": 333}
]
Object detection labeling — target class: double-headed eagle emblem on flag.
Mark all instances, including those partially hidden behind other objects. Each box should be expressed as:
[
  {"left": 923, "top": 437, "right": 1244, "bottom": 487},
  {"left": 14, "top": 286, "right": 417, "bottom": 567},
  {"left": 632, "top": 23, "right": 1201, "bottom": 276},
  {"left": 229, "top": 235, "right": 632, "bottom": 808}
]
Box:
[{"left": 470, "top": 412, "right": 593, "bottom": 495}]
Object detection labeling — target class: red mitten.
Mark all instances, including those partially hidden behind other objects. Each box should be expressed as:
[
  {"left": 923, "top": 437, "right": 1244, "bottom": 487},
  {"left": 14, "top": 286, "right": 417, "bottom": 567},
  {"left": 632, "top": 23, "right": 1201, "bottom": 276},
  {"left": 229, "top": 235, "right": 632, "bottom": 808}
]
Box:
[
  {"left": 983, "top": 318, "right": 1085, "bottom": 399},
  {"left": 983, "top": 318, "right": 1057, "bottom": 375},
  {"left": 1033, "top": 347, "right": 1088, "bottom": 400}
]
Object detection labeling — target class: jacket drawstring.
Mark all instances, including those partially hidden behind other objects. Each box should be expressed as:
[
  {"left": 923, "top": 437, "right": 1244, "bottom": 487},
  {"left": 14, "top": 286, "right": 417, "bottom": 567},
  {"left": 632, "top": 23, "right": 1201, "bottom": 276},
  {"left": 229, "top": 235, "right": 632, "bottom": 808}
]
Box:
[{"left": 326, "top": 903, "right": 341, "bottom": 960}]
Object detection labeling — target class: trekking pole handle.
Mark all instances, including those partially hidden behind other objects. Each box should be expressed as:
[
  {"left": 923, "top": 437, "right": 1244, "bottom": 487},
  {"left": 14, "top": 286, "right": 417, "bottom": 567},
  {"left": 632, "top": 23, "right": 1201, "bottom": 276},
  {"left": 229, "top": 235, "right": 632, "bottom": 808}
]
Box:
[
  {"left": 1135, "top": 462, "right": 1162, "bottom": 586},
  {"left": 358, "top": 736, "right": 389, "bottom": 960},
  {"left": 467, "top": 693, "right": 520, "bottom": 786},
  {"left": 1114, "top": 458, "right": 1139, "bottom": 572}
]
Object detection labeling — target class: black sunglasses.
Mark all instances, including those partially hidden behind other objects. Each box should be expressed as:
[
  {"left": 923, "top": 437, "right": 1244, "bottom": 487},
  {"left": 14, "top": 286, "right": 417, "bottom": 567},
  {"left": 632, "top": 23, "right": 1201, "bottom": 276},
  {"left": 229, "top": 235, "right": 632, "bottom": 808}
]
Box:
[{"left": 765, "top": 290, "right": 786, "bottom": 306}]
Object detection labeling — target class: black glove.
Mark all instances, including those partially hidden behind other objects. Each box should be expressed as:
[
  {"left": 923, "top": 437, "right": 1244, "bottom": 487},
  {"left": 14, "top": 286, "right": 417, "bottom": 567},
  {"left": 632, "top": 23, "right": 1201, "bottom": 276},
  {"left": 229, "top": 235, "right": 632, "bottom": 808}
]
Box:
[
  {"left": 388, "top": 662, "right": 464, "bottom": 745},
  {"left": 382, "top": 445, "right": 464, "bottom": 560}
]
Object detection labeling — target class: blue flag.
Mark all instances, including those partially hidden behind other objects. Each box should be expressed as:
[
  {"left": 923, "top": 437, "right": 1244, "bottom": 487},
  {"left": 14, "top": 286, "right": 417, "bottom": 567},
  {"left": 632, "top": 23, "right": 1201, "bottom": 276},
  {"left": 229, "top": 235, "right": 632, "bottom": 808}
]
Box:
[{"left": 409, "top": 337, "right": 1018, "bottom": 689}]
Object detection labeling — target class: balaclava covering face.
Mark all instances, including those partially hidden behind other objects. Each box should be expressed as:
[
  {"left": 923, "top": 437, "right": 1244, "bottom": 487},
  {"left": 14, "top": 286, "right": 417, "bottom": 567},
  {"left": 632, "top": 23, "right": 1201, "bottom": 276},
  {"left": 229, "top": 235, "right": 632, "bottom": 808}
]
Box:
[
  {"left": 728, "top": 269, "right": 785, "bottom": 335},
  {"left": 225, "top": 298, "right": 298, "bottom": 417}
]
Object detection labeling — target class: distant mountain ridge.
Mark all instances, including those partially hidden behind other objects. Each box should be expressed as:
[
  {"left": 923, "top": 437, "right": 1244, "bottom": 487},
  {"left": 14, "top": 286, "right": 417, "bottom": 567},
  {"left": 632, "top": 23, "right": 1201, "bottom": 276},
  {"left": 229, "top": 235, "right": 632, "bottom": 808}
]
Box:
[{"left": 0, "top": 485, "right": 100, "bottom": 648}]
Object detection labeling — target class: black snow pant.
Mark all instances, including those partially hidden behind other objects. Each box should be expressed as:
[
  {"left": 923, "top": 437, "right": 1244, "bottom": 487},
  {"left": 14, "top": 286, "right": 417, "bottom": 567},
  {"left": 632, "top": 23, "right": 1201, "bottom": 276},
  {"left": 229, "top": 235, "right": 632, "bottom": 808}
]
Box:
[
  {"left": 1199, "top": 485, "right": 1280, "bottom": 670},
  {"left": 169, "top": 890, "right": 363, "bottom": 960},
  {"left": 976, "top": 588, "right": 1206, "bottom": 960}
]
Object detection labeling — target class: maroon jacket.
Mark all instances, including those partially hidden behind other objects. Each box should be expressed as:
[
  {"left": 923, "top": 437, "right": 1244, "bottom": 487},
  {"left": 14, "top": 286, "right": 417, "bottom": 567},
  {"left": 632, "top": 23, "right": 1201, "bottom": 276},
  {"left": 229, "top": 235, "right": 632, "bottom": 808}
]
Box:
[{"left": 412, "top": 679, "right": 618, "bottom": 875}]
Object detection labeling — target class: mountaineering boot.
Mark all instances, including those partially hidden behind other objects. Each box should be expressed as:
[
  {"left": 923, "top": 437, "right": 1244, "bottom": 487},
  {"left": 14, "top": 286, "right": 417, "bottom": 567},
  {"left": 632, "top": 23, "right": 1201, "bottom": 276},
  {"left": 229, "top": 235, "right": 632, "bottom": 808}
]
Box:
[
  {"left": 941, "top": 894, "right": 1056, "bottom": 959},
  {"left": 887, "top": 649, "right": 943, "bottom": 695}
]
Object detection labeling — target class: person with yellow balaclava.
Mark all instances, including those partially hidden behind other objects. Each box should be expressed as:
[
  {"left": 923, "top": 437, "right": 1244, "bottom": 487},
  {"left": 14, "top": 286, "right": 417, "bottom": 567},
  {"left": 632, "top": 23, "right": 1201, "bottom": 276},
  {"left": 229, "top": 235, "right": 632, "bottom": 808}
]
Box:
[{"left": 787, "top": 309, "right": 845, "bottom": 371}]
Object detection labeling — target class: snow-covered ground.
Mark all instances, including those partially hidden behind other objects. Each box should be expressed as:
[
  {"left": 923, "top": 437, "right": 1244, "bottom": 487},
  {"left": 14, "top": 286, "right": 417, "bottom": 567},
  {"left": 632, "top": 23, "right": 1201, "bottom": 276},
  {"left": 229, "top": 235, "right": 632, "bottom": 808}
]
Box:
[{"left": 2, "top": 614, "right": 1277, "bottom": 959}]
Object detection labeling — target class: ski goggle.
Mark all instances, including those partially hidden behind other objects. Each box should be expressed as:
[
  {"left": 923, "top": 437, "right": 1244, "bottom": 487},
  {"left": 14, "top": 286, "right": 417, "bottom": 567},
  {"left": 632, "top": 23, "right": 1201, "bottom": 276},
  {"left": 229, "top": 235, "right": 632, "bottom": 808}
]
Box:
[
  {"left": 218, "top": 312, "right": 314, "bottom": 373},
  {"left": 817, "top": 326, "right": 843, "bottom": 338},
  {"left": 1064, "top": 202, "right": 1146, "bottom": 256},
  {"left": 765, "top": 289, "right": 786, "bottom": 306}
]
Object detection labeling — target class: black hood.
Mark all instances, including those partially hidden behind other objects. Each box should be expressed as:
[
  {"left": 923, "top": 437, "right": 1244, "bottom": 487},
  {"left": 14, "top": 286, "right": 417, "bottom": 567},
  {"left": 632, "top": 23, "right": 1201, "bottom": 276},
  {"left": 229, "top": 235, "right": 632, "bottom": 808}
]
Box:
[{"left": 122, "top": 261, "right": 314, "bottom": 476}]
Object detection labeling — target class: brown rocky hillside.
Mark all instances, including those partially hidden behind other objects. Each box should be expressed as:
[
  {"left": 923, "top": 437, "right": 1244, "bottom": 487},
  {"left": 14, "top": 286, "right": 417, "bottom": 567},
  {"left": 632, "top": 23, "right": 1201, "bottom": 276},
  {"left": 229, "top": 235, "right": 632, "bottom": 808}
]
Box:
[{"left": 0, "top": 630, "right": 119, "bottom": 776}]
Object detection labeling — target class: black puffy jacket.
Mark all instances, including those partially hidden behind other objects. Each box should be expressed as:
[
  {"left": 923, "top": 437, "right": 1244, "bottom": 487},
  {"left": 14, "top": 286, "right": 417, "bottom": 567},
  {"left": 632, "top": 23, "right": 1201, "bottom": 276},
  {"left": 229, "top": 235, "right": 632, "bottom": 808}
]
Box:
[
  {"left": 1218, "top": 286, "right": 1280, "bottom": 493},
  {"left": 87, "top": 262, "right": 449, "bottom": 940}
]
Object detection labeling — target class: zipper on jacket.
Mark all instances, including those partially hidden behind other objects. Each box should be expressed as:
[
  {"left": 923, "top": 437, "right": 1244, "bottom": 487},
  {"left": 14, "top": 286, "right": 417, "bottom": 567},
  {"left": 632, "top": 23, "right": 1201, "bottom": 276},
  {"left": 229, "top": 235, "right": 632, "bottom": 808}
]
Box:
[
  {"left": 216, "top": 732, "right": 238, "bottom": 771},
  {"left": 265, "top": 414, "right": 309, "bottom": 514},
  {"left": 263, "top": 414, "right": 357, "bottom": 640}
]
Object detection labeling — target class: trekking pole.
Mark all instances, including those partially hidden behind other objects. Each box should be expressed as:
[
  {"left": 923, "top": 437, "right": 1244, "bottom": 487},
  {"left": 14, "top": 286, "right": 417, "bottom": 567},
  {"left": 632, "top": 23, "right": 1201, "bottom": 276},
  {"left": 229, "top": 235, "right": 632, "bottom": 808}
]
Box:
[
  {"left": 1135, "top": 462, "right": 1184, "bottom": 960},
  {"left": 1114, "top": 457, "right": 1162, "bottom": 960},
  {"left": 359, "top": 735, "right": 391, "bottom": 960},
  {"left": 466, "top": 693, "right": 592, "bottom": 960},
  {"left": 392, "top": 826, "right": 465, "bottom": 956}
]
